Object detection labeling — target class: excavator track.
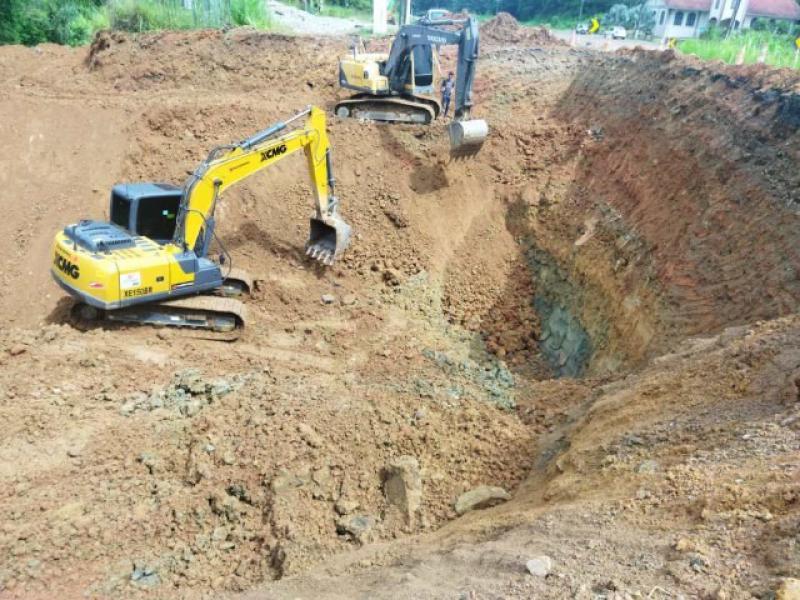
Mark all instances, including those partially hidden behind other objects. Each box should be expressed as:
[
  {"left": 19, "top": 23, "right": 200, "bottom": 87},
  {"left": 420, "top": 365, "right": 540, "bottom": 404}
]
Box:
[
  {"left": 221, "top": 267, "right": 253, "bottom": 296},
  {"left": 74, "top": 295, "right": 247, "bottom": 336},
  {"left": 335, "top": 95, "right": 438, "bottom": 124}
]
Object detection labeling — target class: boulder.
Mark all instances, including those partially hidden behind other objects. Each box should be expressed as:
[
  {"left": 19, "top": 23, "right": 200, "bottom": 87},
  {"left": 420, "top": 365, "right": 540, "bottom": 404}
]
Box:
[
  {"left": 382, "top": 456, "right": 422, "bottom": 527},
  {"left": 336, "top": 514, "right": 377, "bottom": 544},
  {"left": 526, "top": 555, "right": 553, "bottom": 577},
  {"left": 455, "top": 485, "right": 510, "bottom": 515}
]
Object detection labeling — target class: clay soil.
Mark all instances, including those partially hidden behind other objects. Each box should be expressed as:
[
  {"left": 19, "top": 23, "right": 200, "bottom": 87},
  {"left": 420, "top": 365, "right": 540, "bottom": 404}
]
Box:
[{"left": 0, "top": 14, "right": 799, "bottom": 600}]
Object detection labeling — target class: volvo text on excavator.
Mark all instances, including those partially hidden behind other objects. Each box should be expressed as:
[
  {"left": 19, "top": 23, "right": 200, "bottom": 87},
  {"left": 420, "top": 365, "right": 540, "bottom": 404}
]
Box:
[
  {"left": 335, "top": 15, "right": 488, "bottom": 157},
  {"left": 51, "top": 106, "right": 351, "bottom": 332}
]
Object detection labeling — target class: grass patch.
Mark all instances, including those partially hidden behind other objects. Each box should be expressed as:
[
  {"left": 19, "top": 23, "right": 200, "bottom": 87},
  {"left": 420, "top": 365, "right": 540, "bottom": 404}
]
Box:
[{"left": 679, "top": 30, "right": 800, "bottom": 69}]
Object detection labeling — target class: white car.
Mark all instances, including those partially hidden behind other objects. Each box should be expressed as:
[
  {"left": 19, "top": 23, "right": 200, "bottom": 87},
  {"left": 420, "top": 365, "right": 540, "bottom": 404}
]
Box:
[
  {"left": 422, "top": 8, "right": 449, "bottom": 21},
  {"left": 611, "top": 26, "right": 627, "bottom": 39}
]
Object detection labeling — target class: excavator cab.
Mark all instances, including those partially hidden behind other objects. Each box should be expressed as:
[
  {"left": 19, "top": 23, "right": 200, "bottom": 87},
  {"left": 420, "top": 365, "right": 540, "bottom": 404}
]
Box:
[{"left": 110, "top": 184, "right": 182, "bottom": 244}]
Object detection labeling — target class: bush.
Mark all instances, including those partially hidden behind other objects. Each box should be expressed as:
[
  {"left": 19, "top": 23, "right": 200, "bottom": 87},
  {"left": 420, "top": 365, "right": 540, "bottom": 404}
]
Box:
[
  {"left": 0, "top": 0, "right": 109, "bottom": 45},
  {"left": 231, "top": 0, "right": 272, "bottom": 28},
  {"left": 107, "top": 0, "right": 192, "bottom": 32}
]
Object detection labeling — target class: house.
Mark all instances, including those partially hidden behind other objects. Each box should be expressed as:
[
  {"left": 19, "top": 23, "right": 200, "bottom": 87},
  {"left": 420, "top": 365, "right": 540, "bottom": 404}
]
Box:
[{"left": 647, "top": 0, "right": 800, "bottom": 38}]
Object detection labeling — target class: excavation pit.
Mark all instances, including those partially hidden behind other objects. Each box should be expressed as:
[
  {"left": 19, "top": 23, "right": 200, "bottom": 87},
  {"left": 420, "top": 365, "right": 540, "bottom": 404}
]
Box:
[{"left": 1, "top": 15, "right": 800, "bottom": 600}]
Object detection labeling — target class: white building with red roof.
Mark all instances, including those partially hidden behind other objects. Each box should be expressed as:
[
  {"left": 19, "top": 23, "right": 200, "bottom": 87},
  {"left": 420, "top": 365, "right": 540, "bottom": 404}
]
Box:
[{"left": 647, "top": 0, "right": 800, "bottom": 38}]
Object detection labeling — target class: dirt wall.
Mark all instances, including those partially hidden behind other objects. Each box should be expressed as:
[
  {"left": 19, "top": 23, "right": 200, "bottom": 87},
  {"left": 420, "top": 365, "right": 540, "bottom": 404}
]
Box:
[{"left": 512, "top": 49, "right": 800, "bottom": 373}]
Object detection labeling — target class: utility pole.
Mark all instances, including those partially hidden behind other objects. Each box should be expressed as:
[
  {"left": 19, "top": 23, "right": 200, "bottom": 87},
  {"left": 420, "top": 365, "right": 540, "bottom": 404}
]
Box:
[
  {"left": 578, "top": 0, "right": 586, "bottom": 21},
  {"left": 373, "top": 0, "right": 388, "bottom": 34}
]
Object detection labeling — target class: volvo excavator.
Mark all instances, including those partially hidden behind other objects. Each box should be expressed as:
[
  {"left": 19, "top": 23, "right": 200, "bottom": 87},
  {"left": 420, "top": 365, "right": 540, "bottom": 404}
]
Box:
[
  {"left": 50, "top": 106, "right": 351, "bottom": 333},
  {"left": 335, "top": 15, "right": 488, "bottom": 157}
]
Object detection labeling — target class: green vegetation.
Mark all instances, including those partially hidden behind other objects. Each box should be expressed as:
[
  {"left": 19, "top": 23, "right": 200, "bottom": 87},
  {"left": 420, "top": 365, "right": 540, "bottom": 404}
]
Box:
[
  {"left": 522, "top": 14, "right": 580, "bottom": 30},
  {"left": 679, "top": 28, "right": 800, "bottom": 69},
  {"left": 0, "top": 0, "right": 273, "bottom": 47}
]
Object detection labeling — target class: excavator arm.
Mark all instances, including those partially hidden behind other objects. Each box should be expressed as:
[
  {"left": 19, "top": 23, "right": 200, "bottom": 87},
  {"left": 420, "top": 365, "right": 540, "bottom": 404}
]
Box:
[
  {"left": 172, "top": 106, "right": 350, "bottom": 265},
  {"left": 387, "top": 16, "right": 479, "bottom": 120},
  {"left": 383, "top": 16, "right": 487, "bottom": 157}
]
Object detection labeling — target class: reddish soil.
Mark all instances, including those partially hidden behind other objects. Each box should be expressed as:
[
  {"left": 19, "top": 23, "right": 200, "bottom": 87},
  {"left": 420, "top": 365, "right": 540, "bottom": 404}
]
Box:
[{"left": 0, "top": 13, "right": 798, "bottom": 600}]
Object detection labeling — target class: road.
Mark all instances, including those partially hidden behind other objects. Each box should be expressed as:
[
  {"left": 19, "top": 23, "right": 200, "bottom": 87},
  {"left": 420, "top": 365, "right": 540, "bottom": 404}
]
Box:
[{"left": 267, "top": 0, "right": 369, "bottom": 36}]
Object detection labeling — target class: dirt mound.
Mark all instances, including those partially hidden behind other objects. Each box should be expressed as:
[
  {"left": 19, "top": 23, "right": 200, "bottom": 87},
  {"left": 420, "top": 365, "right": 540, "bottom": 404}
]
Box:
[
  {"left": 481, "top": 12, "right": 567, "bottom": 47},
  {"left": 82, "top": 28, "right": 339, "bottom": 92}
]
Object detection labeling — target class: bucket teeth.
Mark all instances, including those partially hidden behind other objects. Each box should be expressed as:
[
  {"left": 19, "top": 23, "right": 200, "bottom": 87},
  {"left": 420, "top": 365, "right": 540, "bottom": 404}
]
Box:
[{"left": 305, "top": 244, "right": 336, "bottom": 265}]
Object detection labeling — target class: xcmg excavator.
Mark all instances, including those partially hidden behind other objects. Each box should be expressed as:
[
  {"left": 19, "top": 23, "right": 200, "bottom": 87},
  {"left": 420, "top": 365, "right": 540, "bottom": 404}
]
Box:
[
  {"left": 51, "top": 106, "right": 351, "bottom": 332},
  {"left": 335, "top": 15, "right": 488, "bottom": 157}
]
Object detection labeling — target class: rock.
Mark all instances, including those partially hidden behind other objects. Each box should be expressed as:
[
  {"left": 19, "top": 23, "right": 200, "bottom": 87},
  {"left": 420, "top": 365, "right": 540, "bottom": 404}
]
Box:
[
  {"left": 382, "top": 456, "right": 422, "bottom": 527},
  {"left": 341, "top": 294, "right": 357, "bottom": 306},
  {"left": 130, "top": 562, "right": 160, "bottom": 587},
  {"left": 383, "top": 269, "right": 402, "bottom": 286},
  {"left": 335, "top": 514, "right": 377, "bottom": 544},
  {"left": 776, "top": 579, "right": 800, "bottom": 600},
  {"left": 66, "top": 447, "right": 82, "bottom": 458},
  {"left": 334, "top": 498, "right": 359, "bottom": 515},
  {"left": 454, "top": 485, "right": 511, "bottom": 515},
  {"left": 8, "top": 344, "right": 26, "bottom": 356},
  {"left": 526, "top": 555, "right": 553, "bottom": 577},
  {"left": 297, "top": 423, "right": 323, "bottom": 448},
  {"left": 270, "top": 470, "right": 310, "bottom": 494},
  {"left": 321, "top": 294, "right": 336, "bottom": 305},
  {"left": 181, "top": 398, "right": 203, "bottom": 417},
  {"left": 636, "top": 460, "right": 659, "bottom": 474}
]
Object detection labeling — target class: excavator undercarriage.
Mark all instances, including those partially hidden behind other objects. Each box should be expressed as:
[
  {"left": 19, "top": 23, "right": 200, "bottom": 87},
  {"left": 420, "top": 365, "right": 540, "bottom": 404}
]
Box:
[{"left": 335, "top": 94, "right": 439, "bottom": 124}]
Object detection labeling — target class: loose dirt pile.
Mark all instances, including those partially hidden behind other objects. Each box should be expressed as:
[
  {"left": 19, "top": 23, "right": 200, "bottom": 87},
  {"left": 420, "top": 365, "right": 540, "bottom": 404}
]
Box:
[
  {"left": 0, "top": 21, "right": 798, "bottom": 600},
  {"left": 481, "top": 12, "right": 568, "bottom": 47}
]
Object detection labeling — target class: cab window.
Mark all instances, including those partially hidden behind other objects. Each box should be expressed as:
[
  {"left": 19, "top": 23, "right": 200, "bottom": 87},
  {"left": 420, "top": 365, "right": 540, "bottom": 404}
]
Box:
[
  {"left": 136, "top": 195, "right": 181, "bottom": 242},
  {"left": 110, "top": 192, "right": 131, "bottom": 232}
]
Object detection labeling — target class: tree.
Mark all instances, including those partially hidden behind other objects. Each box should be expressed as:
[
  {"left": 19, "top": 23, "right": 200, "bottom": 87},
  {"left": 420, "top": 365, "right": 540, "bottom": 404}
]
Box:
[
  {"left": 630, "top": 3, "right": 655, "bottom": 36},
  {"left": 606, "top": 3, "right": 631, "bottom": 26}
]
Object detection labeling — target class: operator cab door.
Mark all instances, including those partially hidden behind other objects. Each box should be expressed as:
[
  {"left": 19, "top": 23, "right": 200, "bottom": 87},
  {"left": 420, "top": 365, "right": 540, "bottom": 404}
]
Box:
[
  {"left": 412, "top": 44, "right": 434, "bottom": 89},
  {"left": 134, "top": 195, "right": 181, "bottom": 244}
]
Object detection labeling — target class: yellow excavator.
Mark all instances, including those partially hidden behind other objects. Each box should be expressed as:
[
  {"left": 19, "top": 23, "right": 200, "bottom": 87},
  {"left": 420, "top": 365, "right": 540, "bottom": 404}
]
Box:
[
  {"left": 336, "top": 15, "right": 488, "bottom": 157},
  {"left": 51, "top": 106, "right": 351, "bottom": 332}
]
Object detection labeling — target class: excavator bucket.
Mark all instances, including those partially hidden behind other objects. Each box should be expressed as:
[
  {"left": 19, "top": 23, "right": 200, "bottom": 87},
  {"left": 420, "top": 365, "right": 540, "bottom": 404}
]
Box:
[
  {"left": 306, "top": 215, "right": 352, "bottom": 265},
  {"left": 448, "top": 119, "right": 489, "bottom": 158}
]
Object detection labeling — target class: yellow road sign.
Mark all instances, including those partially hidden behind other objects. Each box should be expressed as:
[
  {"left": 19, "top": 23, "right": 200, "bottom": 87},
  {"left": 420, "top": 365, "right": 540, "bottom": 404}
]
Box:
[
  {"left": 590, "top": 17, "right": 600, "bottom": 34},
  {"left": 795, "top": 36, "right": 800, "bottom": 49}
]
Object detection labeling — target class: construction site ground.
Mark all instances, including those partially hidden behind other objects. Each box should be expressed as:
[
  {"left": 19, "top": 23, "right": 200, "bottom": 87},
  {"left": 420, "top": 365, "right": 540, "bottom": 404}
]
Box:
[{"left": 0, "top": 14, "right": 799, "bottom": 600}]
